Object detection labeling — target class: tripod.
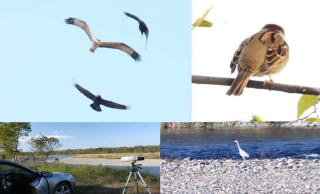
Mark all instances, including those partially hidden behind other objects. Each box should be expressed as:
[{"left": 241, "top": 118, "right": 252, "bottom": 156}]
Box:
[{"left": 122, "top": 162, "right": 151, "bottom": 194}]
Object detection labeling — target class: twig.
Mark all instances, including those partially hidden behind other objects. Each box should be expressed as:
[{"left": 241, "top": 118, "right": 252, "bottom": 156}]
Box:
[
  {"left": 300, "top": 108, "right": 317, "bottom": 120},
  {"left": 192, "top": 75, "right": 320, "bottom": 95}
]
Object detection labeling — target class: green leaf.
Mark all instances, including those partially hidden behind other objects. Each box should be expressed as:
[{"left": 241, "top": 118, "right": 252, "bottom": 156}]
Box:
[
  {"left": 251, "top": 115, "right": 264, "bottom": 122},
  {"left": 297, "top": 95, "right": 319, "bottom": 119},
  {"left": 198, "top": 20, "right": 213, "bottom": 27},
  {"left": 304, "top": 117, "right": 320, "bottom": 122},
  {"left": 192, "top": 6, "right": 213, "bottom": 29}
]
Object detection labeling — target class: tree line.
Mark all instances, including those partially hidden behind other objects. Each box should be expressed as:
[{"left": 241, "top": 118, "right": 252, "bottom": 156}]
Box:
[
  {"left": 0, "top": 122, "right": 60, "bottom": 163},
  {"left": 0, "top": 122, "right": 159, "bottom": 163},
  {"left": 47, "top": 145, "right": 160, "bottom": 155}
]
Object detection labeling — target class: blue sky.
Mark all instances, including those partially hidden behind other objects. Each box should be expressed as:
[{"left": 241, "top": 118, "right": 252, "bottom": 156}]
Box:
[
  {"left": 0, "top": 0, "right": 191, "bottom": 121},
  {"left": 19, "top": 122, "right": 160, "bottom": 151}
]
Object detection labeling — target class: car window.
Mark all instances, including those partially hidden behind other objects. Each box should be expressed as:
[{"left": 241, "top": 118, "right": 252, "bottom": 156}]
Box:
[
  {"left": 0, "top": 163, "right": 37, "bottom": 184},
  {"left": 0, "top": 163, "right": 26, "bottom": 171}
]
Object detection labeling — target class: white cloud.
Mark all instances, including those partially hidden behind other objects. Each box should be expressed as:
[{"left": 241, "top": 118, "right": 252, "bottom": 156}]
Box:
[{"left": 19, "top": 134, "right": 76, "bottom": 144}]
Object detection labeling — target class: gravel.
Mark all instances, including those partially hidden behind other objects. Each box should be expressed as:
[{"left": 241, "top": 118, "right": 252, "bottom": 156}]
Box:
[
  {"left": 162, "top": 121, "right": 320, "bottom": 130},
  {"left": 161, "top": 158, "right": 320, "bottom": 193}
]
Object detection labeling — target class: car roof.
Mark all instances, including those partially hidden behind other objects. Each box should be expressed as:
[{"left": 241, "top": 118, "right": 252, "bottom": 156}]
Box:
[{"left": 0, "top": 160, "right": 38, "bottom": 174}]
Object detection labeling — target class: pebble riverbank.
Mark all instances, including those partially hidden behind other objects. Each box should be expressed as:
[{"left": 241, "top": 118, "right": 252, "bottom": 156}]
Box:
[
  {"left": 161, "top": 121, "right": 320, "bottom": 130},
  {"left": 161, "top": 158, "right": 320, "bottom": 193}
]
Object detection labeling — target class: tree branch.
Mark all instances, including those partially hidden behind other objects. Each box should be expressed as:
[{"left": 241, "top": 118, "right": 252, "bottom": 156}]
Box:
[{"left": 192, "top": 75, "right": 320, "bottom": 95}]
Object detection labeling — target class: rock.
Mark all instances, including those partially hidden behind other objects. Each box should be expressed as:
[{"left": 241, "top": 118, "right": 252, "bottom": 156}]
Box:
[{"left": 161, "top": 158, "right": 320, "bottom": 193}]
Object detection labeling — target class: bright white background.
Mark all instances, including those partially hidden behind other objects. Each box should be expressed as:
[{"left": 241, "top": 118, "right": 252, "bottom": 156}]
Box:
[{"left": 193, "top": 0, "right": 320, "bottom": 121}]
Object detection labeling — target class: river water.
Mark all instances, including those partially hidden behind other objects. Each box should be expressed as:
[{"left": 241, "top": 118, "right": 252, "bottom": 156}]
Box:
[{"left": 161, "top": 128, "right": 320, "bottom": 159}]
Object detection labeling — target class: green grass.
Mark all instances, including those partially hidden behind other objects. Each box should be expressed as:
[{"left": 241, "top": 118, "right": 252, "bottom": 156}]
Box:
[{"left": 25, "top": 163, "right": 160, "bottom": 194}]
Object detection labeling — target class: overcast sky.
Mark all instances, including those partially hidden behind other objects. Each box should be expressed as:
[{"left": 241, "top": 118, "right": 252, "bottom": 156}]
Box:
[{"left": 193, "top": 0, "right": 320, "bottom": 121}]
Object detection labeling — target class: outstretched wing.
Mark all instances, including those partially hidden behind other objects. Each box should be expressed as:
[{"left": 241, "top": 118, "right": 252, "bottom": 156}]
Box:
[
  {"left": 260, "top": 41, "right": 289, "bottom": 72},
  {"left": 65, "top": 17, "right": 95, "bottom": 41},
  {"left": 99, "top": 42, "right": 141, "bottom": 62},
  {"left": 124, "top": 12, "right": 141, "bottom": 22},
  {"left": 100, "top": 98, "right": 128, "bottom": 110},
  {"left": 139, "top": 20, "right": 149, "bottom": 40},
  {"left": 74, "top": 83, "right": 95, "bottom": 101},
  {"left": 230, "top": 38, "right": 248, "bottom": 73}
]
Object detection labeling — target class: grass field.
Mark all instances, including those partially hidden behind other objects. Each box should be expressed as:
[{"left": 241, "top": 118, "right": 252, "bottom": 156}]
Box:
[
  {"left": 73, "top": 152, "right": 160, "bottom": 159},
  {"left": 25, "top": 163, "right": 160, "bottom": 194}
]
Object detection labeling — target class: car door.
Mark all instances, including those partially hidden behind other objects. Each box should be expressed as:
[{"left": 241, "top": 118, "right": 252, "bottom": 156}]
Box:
[
  {"left": 30, "top": 176, "right": 49, "bottom": 194},
  {"left": 0, "top": 161, "right": 48, "bottom": 194}
]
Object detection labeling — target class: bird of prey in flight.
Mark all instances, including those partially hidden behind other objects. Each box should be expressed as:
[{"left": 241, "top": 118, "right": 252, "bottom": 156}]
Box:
[
  {"left": 74, "top": 83, "right": 128, "bottom": 111},
  {"left": 124, "top": 12, "right": 149, "bottom": 47},
  {"left": 65, "top": 17, "right": 141, "bottom": 62}
]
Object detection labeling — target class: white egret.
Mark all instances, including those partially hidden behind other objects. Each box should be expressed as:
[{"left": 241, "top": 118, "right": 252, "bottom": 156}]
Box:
[{"left": 233, "top": 140, "right": 249, "bottom": 160}]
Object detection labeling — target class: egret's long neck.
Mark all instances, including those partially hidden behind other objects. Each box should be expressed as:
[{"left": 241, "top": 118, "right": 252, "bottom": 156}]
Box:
[{"left": 236, "top": 142, "right": 241, "bottom": 150}]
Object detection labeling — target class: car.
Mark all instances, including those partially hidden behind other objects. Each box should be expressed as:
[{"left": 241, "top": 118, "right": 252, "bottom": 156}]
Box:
[{"left": 0, "top": 160, "right": 76, "bottom": 194}]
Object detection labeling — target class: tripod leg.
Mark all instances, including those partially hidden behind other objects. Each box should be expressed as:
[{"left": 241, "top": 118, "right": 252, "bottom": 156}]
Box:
[
  {"left": 122, "top": 171, "right": 132, "bottom": 194},
  {"left": 136, "top": 171, "right": 152, "bottom": 194},
  {"left": 134, "top": 172, "right": 140, "bottom": 194}
]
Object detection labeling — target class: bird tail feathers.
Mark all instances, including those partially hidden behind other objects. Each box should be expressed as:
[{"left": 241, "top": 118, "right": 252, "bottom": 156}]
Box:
[
  {"left": 90, "top": 103, "right": 102, "bottom": 112},
  {"left": 226, "top": 71, "right": 253, "bottom": 96},
  {"left": 145, "top": 36, "right": 148, "bottom": 50}
]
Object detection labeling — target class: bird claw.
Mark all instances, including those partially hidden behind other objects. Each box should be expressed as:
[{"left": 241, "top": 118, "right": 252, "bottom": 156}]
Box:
[{"left": 263, "top": 79, "right": 274, "bottom": 88}]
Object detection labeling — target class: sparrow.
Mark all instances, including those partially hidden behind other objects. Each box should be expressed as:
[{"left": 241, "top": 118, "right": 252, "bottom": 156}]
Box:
[
  {"left": 74, "top": 83, "right": 128, "bottom": 111},
  {"left": 227, "top": 24, "right": 289, "bottom": 95}
]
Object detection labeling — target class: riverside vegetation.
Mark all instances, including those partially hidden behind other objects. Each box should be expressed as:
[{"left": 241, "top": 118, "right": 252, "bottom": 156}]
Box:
[
  {"left": 73, "top": 152, "right": 159, "bottom": 159},
  {"left": 161, "top": 121, "right": 320, "bottom": 129},
  {"left": 26, "top": 163, "right": 160, "bottom": 194},
  {"left": 49, "top": 145, "right": 159, "bottom": 155}
]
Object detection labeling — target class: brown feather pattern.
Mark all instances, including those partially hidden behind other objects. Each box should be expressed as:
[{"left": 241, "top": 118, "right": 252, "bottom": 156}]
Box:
[{"left": 227, "top": 24, "right": 289, "bottom": 95}]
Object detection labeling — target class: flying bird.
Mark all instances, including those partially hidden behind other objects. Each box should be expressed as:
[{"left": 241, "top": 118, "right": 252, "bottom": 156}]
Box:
[
  {"left": 74, "top": 83, "right": 128, "bottom": 111},
  {"left": 65, "top": 17, "right": 141, "bottom": 62},
  {"left": 124, "top": 12, "right": 149, "bottom": 46},
  {"left": 227, "top": 24, "right": 289, "bottom": 95},
  {"left": 233, "top": 140, "right": 249, "bottom": 161}
]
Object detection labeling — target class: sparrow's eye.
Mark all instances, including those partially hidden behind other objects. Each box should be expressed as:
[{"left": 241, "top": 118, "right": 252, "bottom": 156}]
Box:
[{"left": 271, "top": 33, "right": 275, "bottom": 42}]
